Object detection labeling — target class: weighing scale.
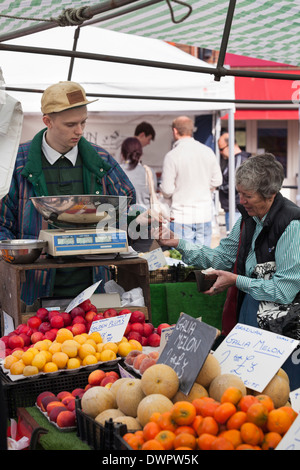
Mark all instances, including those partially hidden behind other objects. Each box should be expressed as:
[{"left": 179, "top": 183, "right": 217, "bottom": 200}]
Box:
[{"left": 30, "top": 195, "right": 130, "bottom": 257}]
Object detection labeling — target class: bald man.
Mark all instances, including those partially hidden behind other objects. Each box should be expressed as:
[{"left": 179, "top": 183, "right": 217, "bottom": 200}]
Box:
[{"left": 218, "top": 132, "right": 251, "bottom": 232}]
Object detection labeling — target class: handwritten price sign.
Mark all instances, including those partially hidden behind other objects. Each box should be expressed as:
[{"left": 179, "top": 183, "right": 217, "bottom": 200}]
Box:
[{"left": 213, "top": 323, "right": 299, "bottom": 393}]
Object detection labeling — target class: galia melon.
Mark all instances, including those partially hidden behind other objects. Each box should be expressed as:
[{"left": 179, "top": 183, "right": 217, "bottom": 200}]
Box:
[
  {"left": 110, "top": 378, "right": 132, "bottom": 398},
  {"left": 81, "top": 386, "right": 117, "bottom": 418},
  {"left": 95, "top": 408, "right": 125, "bottom": 426},
  {"left": 116, "top": 379, "right": 145, "bottom": 417},
  {"left": 173, "top": 382, "right": 208, "bottom": 403},
  {"left": 113, "top": 416, "right": 142, "bottom": 431},
  {"left": 254, "top": 375, "right": 290, "bottom": 408},
  {"left": 140, "top": 364, "right": 179, "bottom": 398},
  {"left": 195, "top": 353, "right": 221, "bottom": 388},
  {"left": 137, "top": 394, "right": 174, "bottom": 427},
  {"left": 209, "top": 374, "right": 246, "bottom": 402}
]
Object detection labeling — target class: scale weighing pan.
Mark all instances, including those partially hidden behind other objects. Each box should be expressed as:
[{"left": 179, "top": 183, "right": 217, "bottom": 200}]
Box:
[{"left": 30, "top": 195, "right": 131, "bottom": 230}]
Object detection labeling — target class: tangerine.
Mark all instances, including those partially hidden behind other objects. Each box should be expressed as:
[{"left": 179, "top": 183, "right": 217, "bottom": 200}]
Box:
[
  {"left": 143, "top": 421, "right": 161, "bottom": 441},
  {"left": 157, "top": 411, "right": 177, "bottom": 432},
  {"left": 255, "top": 394, "right": 275, "bottom": 412},
  {"left": 246, "top": 402, "right": 269, "bottom": 428},
  {"left": 267, "top": 408, "right": 292, "bottom": 435},
  {"left": 141, "top": 439, "right": 164, "bottom": 450},
  {"left": 155, "top": 430, "right": 176, "bottom": 450},
  {"left": 170, "top": 401, "right": 197, "bottom": 425},
  {"left": 280, "top": 406, "right": 298, "bottom": 423},
  {"left": 226, "top": 411, "right": 247, "bottom": 430},
  {"left": 220, "top": 387, "right": 243, "bottom": 406},
  {"left": 220, "top": 429, "right": 242, "bottom": 448},
  {"left": 173, "top": 432, "right": 197, "bottom": 450},
  {"left": 261, "top": 431, "right": 282, "bottom": 450},
  {"left": 238, "top": 395, "right": 259, "bottom": 413},
  {"left": 240, "top": 422, "right": 263, "bottom": 445},
  {"left": 174, "top": 425, "right": 196, "bottom": 436},
  {"left": 214, "top": 402, "right": 236, "bottom": 424},
  {"left": 197, "top": 433, "right": 217, "bottom": 450},
  {"left": 210, "top": 436, "right": 235, "bottom": 450},
  {"left": 196, "top": 416, "right": 219, "bottom": 436},
  {"left": 192, "top": 397, "right": 218, "bottom": 416}
]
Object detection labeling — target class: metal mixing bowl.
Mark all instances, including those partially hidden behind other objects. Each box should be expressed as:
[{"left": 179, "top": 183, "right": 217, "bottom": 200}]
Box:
[
  {"left": 30, "top": 195, "right": 131, "bottom": 229},
  {"left": 0, "top": 239, "right": 48, "bottom": 264}
]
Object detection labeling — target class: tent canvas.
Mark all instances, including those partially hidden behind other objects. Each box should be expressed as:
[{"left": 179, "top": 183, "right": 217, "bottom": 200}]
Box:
[{"left": 1, "top": 25, "right": 235, "bottom": 170}]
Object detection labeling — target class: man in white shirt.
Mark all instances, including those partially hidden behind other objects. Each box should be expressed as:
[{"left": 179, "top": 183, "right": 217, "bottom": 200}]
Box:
[{"left": 160, "top": 116, "right": 222, "bottom": 246}]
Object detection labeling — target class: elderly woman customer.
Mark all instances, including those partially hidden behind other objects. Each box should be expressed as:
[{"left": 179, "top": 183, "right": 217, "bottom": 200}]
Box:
[{"left": 154, "top": 153, "right": 300, "bottom": 390}]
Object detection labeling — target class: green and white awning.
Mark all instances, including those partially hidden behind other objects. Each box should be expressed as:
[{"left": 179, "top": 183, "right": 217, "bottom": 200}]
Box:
[{"left": 1, "top": 0, "right": 300, "bottom": 66}]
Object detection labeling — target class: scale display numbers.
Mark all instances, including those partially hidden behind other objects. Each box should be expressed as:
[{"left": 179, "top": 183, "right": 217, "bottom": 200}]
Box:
[
  {"left": 76, "top": 235, "right": 94, "bottom": 244},
  {"left": 57, "top": 236, "right": 75, "bottom": 245}
]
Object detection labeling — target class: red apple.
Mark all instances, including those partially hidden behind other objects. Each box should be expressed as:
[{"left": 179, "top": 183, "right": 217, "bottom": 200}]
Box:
[
  {"left": 31, "top": 331, "right": 44, "bottom": 343},
  {"left": 8, "top": 335, "right": 24, "bottom": 350},
  {"left": 78, "top": 299, "right": 92, "bottom": 312},
  {"left": 129, "top": 311, "right": 145, "bottom": 323},
  {"left": 157, "top": 323, "right": 171, "bottom": 335},
  {"left": 103, "top": 308, "right": 117, "bottom": 318},
  {"left": 72, "top": 315, "right": 86, "bottom": 325},
  {"left": 130, "top": 322, "right": 144, "bottom": 336},
  {"left": 147, "top": 333, "right": 161, "bottom": 347},
  {"left": 85, "top": 311, "right": 96, "bottom": 323},
  {"left": 48, "top": 310, "right": 61, "bottom": 320},
  {"left": 60, "top": 312, "right": 72, "bottom": 327},
  {"left": 143, "top": 322, "right": 154, "bottom": 337},
  {"left": 93, "top": 314, "right": 104, "bottom": 321},
  {"left": 38, "top": 321, "right": 52, "bottom": 334},
  {"left": 19, "top": 333, "right": 31, "bottom": 347},
  {"left": 71, "top": 323, "right": 86, "bottom": 335},
  {"left": 27, "top": 316, "right": 42, "bottom": 330},
  {"left": 36, "top": 308, "right": 49, "bottom": 321},
  {"left": 127, "top": 331, "right": 143, "bottom": 343},
  {"left": 44, "top": 329, "right": 58, "bottom": 341},
  {"left": 117, "top": 308, "right": 132, "bottom": 316},
  {"left": 50, "top": 315, "right": 64, "bottom": 329},
  {"left": 70, "top": 306, "right": 85, "bottom": 318}
]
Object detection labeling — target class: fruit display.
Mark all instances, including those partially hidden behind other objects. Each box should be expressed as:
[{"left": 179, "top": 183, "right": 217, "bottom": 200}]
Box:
[
  {"left": 2, "top": 329, "right": 143, "bottom": 377},
  {"left": 124, "top": 350, "right": 160, "bottom": 374},
  {"left": 77, "top": 353, "right": 297, "bottom": 450},
  {"left": 0, "top": 299, "right": 167, "bottom": 358}
]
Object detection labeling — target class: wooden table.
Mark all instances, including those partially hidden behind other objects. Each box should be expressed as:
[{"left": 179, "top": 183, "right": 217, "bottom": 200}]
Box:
[{"left": 0, "top": 256, "right": 151, "bottom": 330}]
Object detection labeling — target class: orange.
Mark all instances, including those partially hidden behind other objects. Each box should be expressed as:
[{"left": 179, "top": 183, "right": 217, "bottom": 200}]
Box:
[
  {"left": 214, "top": 402, "right": 236, "bottom": 424},
  {"left": 192, "top": 415, "right": 203, "bottom": 433},
  {"left": 267, "top": 408, "right": 292, "bottom": 435},
  {"left": 193, "top": 398, "right": 219, "bottom": 417},
  {"left": 255, "top": 394, "right": 275, "bottom": 412},
  {"left": 210, "top": 436, "right": 235, "bottom": 450},
  {"left": 220, "top": 387, "right": 243, "bottom": 406},
  {"left": 174, "top": 425, "right": 196, "bottom": 436},
  {"left": 170, "top": 401, "right": 197, "bottom": 426},
  {"left": 261, "top": 431, "right": 282, "bottom": 450},
  {"left": 157, "top": 411, "right": 177, "bottom": 432},
  {"left": 197, "top": 433, "right": 217, "bottom": 450},
  {"left": 196, "top": 416, "right": 219, "bottom": 436},
  {"left": 246, "top": 402, "right": 269, "bottom": 427},
  {"left": 238, "top": 395, "right": 259, "bottom": 413},
  {"left": 280, "top": 406, "right": 298, "bottom": 423},
  {"left": 173, "top": 432, "right": 197, "bottom": 450},
  {"left": 155, "top": 430, "right": 176, "bottom": 450},
  {"left": 149, "top": 412, "right": 161, "bottom": 424},
  {"left": 143, "top": 421, "right": 161, "bottom": 441},
  {"left": 192, "top": 397, "right": 218, "bottom": 416},
  {"left": 235, "top": 443, "right": 257, "bottom": 450},
  {"left": 240, "top": 422, "right": 264, "bottom": 445},
  {"left": 126, "top": 433, "right": 144, "bottom": 450},
  {"left": 56, "top": 328, "right": 73, "bottom": 343},
  {"left": 220, "top": 429, "right": 242, "bottom": 448},
  {"left": 141, "top": 439, "right": 164, "bottom": 450},
  {"left": 226, "top": 411, "right": 247, "bottom": 430}
]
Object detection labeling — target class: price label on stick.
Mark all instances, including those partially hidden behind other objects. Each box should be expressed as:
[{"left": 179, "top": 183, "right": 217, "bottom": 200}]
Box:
[
  {"left": 213, "top": 323, "right": 299, "bottom": 393},
  {"left": 65, "top": 280, "right": 102, "bottom": 313},
  {"left": 89, "top": 313, "right": 131, "bottom": 343},
  {"left": 157, "top": 313, "right": 218, "bottom": 395}
]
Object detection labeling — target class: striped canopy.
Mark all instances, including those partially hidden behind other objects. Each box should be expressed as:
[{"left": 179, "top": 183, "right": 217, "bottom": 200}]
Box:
[{"left": 0, "top": 0, "right": 300, "bottom": 66}]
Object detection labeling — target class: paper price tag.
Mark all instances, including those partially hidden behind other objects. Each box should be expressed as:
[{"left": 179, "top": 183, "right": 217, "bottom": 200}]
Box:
[
  {"left": 89, "top": 313, "right": 131, "bottom": 343},
  {"left": 213, "top": 323, "right": 299, "bottom": 392},
  {"left": 65, "top": 280, "right": 102, "bottom": 313}
]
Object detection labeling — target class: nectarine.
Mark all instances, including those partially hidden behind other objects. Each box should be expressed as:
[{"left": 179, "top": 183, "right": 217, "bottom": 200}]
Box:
[
  {"left": 88, "top": 369, "right": 106, "bottom": 386},
  {"left": 36, "top": 391, "right": 55, "bottom": 408},
  {"left": 56, "top": 410, "right": 76, "bottom": 428}
]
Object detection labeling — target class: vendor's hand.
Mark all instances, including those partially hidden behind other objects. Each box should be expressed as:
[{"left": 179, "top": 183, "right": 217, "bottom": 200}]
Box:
[
  {"left": 135, "top": 208, "right": 171, "bottom": 227},
  {"left": 204, "top": 270, "right": 238, "bottom": 295},
  {"left": 152, "top": 223, "right": 179, "bottom": 248}
]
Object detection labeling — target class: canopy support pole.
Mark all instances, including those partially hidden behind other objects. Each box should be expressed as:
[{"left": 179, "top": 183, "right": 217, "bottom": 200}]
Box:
[
  {"left": 215, "top": 0, "right": 237, "bottom": 82},
  {"left": 228, "top": 108, "right": 236, "bottom": 231}
]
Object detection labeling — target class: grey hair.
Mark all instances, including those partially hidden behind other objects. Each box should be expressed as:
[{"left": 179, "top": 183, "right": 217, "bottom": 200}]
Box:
[{"left": 235, "top": 153, "right": 284, "bottom": 198}]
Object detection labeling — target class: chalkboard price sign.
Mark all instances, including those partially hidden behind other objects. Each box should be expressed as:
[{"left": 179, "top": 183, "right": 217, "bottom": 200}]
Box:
[{"left": 157, "top": 312, "right": 218, "bottom": 395}]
